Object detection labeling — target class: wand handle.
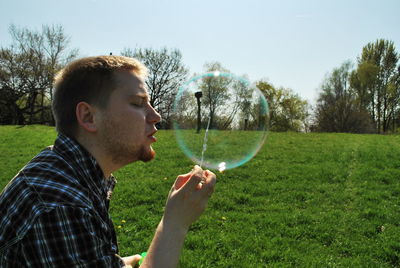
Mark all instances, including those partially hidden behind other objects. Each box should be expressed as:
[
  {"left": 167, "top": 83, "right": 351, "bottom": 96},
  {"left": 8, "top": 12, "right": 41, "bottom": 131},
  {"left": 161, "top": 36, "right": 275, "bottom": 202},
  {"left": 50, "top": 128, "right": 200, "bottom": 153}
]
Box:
[{"left": 138, "top": 252, "right": 147, "bottom": 266}]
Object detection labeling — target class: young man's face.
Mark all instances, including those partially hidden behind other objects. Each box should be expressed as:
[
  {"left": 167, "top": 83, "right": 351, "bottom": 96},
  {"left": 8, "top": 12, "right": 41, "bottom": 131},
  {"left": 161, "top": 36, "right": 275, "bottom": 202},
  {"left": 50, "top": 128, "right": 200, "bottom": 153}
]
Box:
[{"left": 96, "top": 70, "right": 161, "bottom": 166}]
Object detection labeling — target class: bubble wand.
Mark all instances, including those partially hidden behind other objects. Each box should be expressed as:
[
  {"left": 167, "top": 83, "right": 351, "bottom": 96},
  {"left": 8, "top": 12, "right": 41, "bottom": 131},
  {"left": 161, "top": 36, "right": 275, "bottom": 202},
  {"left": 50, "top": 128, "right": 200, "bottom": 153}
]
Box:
[
  {"left": 199, "top": 116, "right": 211, "bottom": 168},
  {"left": 137, "top": 72, "right": 268, "bottom": 266}
]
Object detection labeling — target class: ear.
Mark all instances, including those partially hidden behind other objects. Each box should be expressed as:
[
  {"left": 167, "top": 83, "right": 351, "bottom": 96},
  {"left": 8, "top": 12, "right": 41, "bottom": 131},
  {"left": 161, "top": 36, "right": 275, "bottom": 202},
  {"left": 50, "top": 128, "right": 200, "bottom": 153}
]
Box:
[{"left": 76, "top": 102, "right": 98, "bottom": 133}]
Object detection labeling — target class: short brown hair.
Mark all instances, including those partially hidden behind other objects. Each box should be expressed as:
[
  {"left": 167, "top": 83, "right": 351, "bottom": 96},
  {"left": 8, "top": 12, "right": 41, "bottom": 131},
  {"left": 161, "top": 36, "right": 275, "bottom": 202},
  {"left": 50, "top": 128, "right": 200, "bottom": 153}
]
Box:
[{"left": 52, "top": 55, "right": 147, "bottom": 137}]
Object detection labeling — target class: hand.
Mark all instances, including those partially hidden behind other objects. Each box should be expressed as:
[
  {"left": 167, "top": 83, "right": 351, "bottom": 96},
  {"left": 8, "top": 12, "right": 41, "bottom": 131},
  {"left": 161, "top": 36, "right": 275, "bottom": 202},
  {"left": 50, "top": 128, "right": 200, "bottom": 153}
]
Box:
[
  {"left": 138, "top": 166, "right": 216, "bottom": 268},
  {"left": 163, "top": 165, "right": 216, "bottom": 232},
  {"left": 121, "top": 254, "right": 142, "bottom": 268}
]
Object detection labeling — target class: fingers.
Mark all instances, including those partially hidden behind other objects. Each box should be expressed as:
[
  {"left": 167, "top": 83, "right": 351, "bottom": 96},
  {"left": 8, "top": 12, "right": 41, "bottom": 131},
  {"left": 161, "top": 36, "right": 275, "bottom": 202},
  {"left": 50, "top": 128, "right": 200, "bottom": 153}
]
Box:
[
  {"left": 181, "top": 166, "right": 203, "bottom": 191},
  {"left": 173, "top": 166, "right": 216, "bottom": 196},
  {"left": 203, "top": 170, "right": 216, "bottom": 186},
  {"left": 197, "top": 169, "right": 216, "bottom": 197}
]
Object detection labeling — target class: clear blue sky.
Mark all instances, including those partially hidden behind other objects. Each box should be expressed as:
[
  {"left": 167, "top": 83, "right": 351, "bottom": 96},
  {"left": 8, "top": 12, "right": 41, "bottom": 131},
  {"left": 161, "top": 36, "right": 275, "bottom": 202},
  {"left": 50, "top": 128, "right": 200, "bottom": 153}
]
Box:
[{"left": 1, "top": 0, "right": 399, "bottom": 104}]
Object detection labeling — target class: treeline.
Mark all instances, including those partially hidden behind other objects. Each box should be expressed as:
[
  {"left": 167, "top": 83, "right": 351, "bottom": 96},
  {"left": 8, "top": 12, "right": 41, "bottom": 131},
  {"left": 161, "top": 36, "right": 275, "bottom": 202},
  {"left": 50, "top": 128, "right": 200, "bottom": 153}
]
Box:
[
  {"left": 314, "top": 40, "right": 400, "bottom": 134},
  {"left": 1, "top": 24, "right": 399, "bottom": 133}
]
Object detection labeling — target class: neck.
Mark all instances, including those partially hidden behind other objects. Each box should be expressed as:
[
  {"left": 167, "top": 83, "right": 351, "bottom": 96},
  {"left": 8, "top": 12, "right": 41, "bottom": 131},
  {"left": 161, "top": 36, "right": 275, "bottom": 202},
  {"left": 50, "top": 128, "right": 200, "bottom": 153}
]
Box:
[{"left": 75, "top": 133, "right": 120, "bottom": 178}]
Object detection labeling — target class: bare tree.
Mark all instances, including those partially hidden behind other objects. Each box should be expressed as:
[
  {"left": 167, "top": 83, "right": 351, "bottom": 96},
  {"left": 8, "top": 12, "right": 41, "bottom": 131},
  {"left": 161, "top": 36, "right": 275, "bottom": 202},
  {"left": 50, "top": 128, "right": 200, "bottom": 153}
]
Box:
[
  {"left": 198, "top": 62, "right": 231, "bottom": 129},
  {"left": 315, "top": 61, "right": 373, "bottom": 133},
  {"left": 121, "top": 47, "right": 189, "bottom": 128},
  {"left": 0, "top": 24, "right": 78, "bottom": 125},
  {"left": 0, "top": 49, "right": 29, "bottom": 124}
]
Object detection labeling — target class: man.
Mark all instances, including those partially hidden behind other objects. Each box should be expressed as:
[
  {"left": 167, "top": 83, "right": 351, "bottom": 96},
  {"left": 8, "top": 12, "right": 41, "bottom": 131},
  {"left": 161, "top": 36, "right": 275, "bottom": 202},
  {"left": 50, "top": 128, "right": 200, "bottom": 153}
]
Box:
[{"left": 0, "top": 56, "right": 216, "bottom": 267}]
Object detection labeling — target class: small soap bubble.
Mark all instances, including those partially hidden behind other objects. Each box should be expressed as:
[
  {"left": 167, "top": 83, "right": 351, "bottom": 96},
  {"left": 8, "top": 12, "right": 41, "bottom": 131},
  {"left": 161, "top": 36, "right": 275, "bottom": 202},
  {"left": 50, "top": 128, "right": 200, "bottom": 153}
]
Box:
[{"left": 172, "top": 72, "right": 269, "bottom": 171}]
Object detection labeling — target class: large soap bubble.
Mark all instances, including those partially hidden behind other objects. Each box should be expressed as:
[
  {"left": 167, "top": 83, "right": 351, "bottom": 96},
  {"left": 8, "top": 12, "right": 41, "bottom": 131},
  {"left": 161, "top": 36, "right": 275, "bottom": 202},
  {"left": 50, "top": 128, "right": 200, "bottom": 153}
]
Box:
[{"left": 172, "top": 72, "right": 269, "bottom": 171}]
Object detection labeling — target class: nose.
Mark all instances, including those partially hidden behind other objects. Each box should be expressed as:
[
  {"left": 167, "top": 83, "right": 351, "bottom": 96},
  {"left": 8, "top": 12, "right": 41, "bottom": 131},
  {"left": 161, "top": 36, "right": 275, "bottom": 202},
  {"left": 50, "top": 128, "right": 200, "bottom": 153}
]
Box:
[{"left": 147, "top": 104, "right": 162, "bottom": 124}]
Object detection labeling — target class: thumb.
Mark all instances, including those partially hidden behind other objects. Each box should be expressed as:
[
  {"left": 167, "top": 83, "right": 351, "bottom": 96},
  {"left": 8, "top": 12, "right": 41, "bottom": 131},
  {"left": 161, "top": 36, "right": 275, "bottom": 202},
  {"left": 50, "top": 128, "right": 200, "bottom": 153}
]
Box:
[
  {"left": 122, "top": 254, "right": 142, "bottom": 267},
  {"left": 174, "top": 173, "right": 191, "bottom": 190}
]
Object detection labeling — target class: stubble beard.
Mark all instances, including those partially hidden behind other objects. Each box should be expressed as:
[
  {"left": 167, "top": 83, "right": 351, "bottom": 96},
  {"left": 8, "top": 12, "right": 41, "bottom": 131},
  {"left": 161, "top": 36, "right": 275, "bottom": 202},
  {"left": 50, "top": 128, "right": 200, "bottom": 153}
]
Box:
[
  {"left": 100, "top": 120, "right": 155, "bottom": 167},
  {"left": 106, "top": 141, "right": 155, "bottom": 165}
]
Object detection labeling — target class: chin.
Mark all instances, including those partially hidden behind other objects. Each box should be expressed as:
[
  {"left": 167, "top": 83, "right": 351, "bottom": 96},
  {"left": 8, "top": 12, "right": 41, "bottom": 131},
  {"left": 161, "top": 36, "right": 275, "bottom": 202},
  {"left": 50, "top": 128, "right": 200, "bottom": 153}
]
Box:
[{"left": 139, "top": 147, "right": 156, "bottom": 162}]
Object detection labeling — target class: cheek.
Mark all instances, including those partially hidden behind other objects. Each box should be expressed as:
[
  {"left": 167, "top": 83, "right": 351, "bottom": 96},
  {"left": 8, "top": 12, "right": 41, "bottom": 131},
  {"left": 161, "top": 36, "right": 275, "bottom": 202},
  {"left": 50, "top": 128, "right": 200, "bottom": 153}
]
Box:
[{"left": 123, "top": 110, "right": 146, "bottom": 133}]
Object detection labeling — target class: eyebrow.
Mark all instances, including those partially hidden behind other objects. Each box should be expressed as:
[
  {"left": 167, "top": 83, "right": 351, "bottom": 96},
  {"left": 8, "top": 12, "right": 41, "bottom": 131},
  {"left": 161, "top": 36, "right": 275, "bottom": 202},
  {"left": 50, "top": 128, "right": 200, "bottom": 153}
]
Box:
[{"left": 127, "top": 93, "right": 149, "bottom": 101}]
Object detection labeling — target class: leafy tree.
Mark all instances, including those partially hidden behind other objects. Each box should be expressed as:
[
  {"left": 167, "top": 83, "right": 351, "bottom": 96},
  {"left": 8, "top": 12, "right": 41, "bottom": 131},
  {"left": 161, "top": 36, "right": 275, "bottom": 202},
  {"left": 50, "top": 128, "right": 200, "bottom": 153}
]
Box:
[
  {"left": 0, "top": 24, "right": 77, "bottom": 125},
  {"left": 257, "top": 81, "right": 309, "bottom": 132},
  {"left": 350, "top": 62, "right": 379, "bottom": 111},
  {"left": 121, "top": 47, "right": 189, "bottom": 128},
  {"left": 351, "top": 39, "right": 400, "bottom": 133}
]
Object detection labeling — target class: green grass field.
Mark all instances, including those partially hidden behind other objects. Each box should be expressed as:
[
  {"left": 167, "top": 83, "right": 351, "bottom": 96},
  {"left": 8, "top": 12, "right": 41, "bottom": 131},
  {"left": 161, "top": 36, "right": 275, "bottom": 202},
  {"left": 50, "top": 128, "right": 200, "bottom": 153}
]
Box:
[{"left": 1, "top": 125, "right": 399, "bottom": 267}]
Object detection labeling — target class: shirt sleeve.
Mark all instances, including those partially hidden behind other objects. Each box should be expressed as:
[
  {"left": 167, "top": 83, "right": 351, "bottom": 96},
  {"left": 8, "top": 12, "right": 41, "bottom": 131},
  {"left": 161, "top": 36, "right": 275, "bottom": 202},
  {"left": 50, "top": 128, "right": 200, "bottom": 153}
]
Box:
[{"left": 18, "top": 205, "right": 125, "bottom": 268}]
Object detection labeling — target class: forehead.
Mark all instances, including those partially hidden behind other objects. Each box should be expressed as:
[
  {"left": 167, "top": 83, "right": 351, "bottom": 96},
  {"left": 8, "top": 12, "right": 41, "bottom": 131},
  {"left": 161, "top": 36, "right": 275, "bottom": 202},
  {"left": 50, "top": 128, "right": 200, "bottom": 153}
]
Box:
[{"left": 112, "top": 70, "right": 148, "bottom": 96}]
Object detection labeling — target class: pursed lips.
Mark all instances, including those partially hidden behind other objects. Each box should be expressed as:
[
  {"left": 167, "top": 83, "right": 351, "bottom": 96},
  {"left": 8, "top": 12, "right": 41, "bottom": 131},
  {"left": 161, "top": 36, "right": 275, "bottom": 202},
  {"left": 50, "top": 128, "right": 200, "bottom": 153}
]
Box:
[{"left": 147, "top": 129, "right": 158, "bottom": 142}]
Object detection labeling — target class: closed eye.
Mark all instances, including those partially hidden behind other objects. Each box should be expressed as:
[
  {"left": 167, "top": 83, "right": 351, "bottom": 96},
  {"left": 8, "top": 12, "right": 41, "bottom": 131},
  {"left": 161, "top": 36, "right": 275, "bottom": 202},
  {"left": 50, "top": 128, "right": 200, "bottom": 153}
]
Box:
[{"left": 130, "top": 96, "right": 148, "bottom": 107}]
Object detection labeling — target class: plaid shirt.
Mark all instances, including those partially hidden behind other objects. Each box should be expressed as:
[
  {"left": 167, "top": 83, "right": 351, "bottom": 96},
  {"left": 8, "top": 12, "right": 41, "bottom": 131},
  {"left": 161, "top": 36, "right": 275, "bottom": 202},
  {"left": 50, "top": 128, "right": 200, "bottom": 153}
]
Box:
[{"left": 0, "top": 134, "right": 125, "bottom": 267}]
